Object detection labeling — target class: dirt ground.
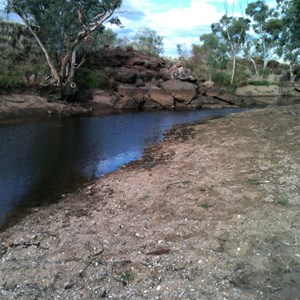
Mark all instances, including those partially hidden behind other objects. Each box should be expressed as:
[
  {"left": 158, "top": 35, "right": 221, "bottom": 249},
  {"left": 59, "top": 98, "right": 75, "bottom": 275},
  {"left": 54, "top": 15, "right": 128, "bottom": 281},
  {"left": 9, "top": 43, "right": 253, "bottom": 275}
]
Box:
[{"left": 0, "top": 104, "right": 300, "bottom": 299}]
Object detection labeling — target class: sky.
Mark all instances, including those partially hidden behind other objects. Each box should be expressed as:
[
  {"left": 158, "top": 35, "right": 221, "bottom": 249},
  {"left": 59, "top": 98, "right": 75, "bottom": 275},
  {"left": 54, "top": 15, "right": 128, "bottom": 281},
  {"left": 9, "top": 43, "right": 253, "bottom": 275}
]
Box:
[
  {"left": 1, "top": 0, "right": 276, "bottom": 57},
  {"left": 114, "top": 0, "right": 277, "bottom": 57}
]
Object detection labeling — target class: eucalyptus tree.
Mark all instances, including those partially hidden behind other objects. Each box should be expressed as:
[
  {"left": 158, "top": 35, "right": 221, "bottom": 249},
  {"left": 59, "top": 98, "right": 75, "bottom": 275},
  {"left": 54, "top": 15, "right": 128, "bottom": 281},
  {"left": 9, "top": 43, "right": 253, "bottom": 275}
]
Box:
[
  {"left": 242, "top": 35, "right": 260, "bottom": 76},
  {"left": 6, "top": 0, "right": 122, "bottom": 96},
  {"left": 176, "top": 44, "right": 189, "bottom": 59},
  {"left": 276, "top": 0, "right": 300, "bottom": 81},
  {"left": 199, "top": 33, "right": 228, "bottom": 81},
  {"left": 245, "top": 0, "right": 283, "bottom": 72},
  {"left": 212, "top": 15, "right": 250, "bottom": 84},
  {"left": 132, "top": 27, "right": 164, "bottom": 56}
]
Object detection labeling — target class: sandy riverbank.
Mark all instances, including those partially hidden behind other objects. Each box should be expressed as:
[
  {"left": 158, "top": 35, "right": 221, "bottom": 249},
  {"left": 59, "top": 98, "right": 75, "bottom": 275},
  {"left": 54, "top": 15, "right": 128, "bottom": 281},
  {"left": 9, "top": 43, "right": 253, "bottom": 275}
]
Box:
[{"left": 1, "top": 104, "right": 300, "bottom": 299}]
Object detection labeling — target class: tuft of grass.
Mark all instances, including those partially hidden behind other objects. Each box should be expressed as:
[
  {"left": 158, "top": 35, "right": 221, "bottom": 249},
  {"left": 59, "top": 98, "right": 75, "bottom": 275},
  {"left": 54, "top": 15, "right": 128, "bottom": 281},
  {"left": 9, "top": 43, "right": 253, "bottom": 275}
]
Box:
[
  {"left": 200, "top": 203, "right": 212, "bottom": 209},
  {"left": 277, "top": 198, "right": 289, "bottom": 206},
  {"left": 119, "top": 271, "right": 133, "bottom": 285},
  {"left": 245, "top": 178, "right": 260, "bottom": 185}
]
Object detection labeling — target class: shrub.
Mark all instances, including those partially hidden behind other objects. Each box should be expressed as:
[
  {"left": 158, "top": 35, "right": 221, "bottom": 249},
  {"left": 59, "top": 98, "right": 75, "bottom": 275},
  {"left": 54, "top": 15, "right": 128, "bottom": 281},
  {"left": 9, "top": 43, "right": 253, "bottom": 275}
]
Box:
[
  {"left": 77, "top": 68, "right": 99, "bottom": 88},
  {"left": 77, "top": 68, "right": 114, "bottom": 89},
  {"left": 248, "top": 80, "right": 271, "bottom": 86},
  {"left": 277, "top": 198, "right": 289, "bottom": 206},
  {"left": 212, "top": 70, "right": 231, "bottom": 86}
]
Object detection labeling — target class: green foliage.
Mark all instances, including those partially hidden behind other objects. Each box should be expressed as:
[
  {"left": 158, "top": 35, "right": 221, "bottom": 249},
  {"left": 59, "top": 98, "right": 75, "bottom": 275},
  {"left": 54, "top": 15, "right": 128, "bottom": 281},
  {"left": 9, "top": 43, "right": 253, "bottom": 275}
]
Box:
[
  {"left": 77, "top": 68, "right": 99, "bottom": 89},
  {"left": 211, "top": 15, "right": 251, "bottom": 84},
  {"left": 119, "top": 271, "right": 133, "bottom": 285},
  {"left": 6, "top": 0, "right": 122, "bottom": 89},
  {"left": 249, "top": 80, "right": 271, "bottom": 86},
  {"left": 233, "top": 64, "right": 251, "bottom": 86},
  {"left": 0, "top": 57, "right": 48, "bottom": 89},
  {"left": 77, "top": 67, "right": 114, "bottom": 89},
  {"left": 245, "top": 0, "right": 283, "bottom": 70},
  {"left": 276, "top": 0, "right": 300, "bottom": 77},
  {"left": 132, "top": 27, "right": 164, "bottom": 56},
  {"left": 0, "top": 66, "right": 24, "bottom": 89},
  {"left": 200, "top": 33, "right": 228, "bottom": 69},
  {"left": 212, "top": 16, "right": 250, "bottom": 46},
  {"left": 79, "top": 28, "right": 118, "bottom": 53},
  {"left": 0, "top": 21, "right": 48, "bottom": 89},
  {"left": 184, "top": 45, "right": 209, "bottom": 80},
  {"left": 212, "top": 70, "right": 231, "bottom": 86},
  {"left": 6, "top": 0, "right": 122, "bottom": 55},
  {"left": 200, "top": 203, "right": 212, "bottom": 209},
  {"left": 277, "top": 198, "right": 289, "bottom": 206},
  {"left": 188, "top": 0, "right": 300, "bottom": 87}
]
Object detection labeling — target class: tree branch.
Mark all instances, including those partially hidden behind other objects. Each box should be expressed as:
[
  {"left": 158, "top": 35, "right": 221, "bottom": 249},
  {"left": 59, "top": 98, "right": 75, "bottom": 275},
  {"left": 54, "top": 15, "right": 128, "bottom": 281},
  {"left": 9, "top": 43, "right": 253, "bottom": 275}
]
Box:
[
  {"left": 59, "top": 9, "right": 115, "bottom": 77},
  {"left": 17, "top": 14, "right": 61, "bottom": 83}
]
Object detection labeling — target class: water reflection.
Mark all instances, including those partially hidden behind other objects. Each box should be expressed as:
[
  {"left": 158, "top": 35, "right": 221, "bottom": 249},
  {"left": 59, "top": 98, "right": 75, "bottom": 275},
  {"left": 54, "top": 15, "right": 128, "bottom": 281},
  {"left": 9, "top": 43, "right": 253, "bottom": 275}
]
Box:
[{"left": 0, "top": 108, "right": 244, "bottom": 226}]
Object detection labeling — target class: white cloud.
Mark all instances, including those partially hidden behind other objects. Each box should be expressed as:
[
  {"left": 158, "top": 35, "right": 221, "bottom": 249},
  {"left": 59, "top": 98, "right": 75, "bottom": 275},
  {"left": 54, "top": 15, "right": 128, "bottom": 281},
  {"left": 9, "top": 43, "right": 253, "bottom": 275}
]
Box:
[
  {"left": 147, "top": 1, "right": 221, "bottom": 32},
  {"left": 117, "top": 0, "right": 225, "bottom": 56},
  {"left": 115, "top": 0, "right": 279, "bottom": 57}
]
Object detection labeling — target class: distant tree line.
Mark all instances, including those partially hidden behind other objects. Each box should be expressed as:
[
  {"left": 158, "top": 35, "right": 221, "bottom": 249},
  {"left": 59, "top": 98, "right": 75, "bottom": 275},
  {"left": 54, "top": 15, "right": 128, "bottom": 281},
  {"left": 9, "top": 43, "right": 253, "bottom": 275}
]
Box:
[{"left": 182, "top": 0, "right": 300, "bottom": 85}]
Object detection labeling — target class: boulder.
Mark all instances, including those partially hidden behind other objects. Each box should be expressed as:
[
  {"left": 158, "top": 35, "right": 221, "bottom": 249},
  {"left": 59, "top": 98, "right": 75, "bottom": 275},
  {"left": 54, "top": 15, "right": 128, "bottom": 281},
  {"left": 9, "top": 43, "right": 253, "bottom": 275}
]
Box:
[
  {"left": 148, "top": 86, "right": 174, "bottom": 108},
  {"left": 161, "top": 79, "right": 197, "bottom": 103},
  {"left": 169, "top": 60, "right": 196, "bottom": 82},
  {"left": 148, "top": 59, "right": 161, "bottom": 70},
  {"left": 118, "top": 85, "right": 145, "bottom": 100},
  {"left": 201, "top": 80, "right": 214, "bottom": 88},
  {"left": 135, "top": 78, "right": 145, "bottom": 87},
  {"left": 130, "top": 57, "right": 148, "bottom": 66},
  {"left": 235, "top": 85, "right": 280, "bottom": 96},
  {"left": 85, "top": 47, "right": 245, "bottom": 110},
  {"left": 139, "top": 69, "right": 166, "bottom": 82},
  {"left": 115, "top": 96, "right": 142, "bottom": 109},
  {"left": 91, "top": 89, "right": 117, "bottom": 107},
  {"left": 173, "top": 66, "right": 196, "bottom": 82},
  {"left": 114, "top": 67, "right": 137, "bottom": 84},
  {"left": 189, "top": 97, "right": 204, "bottom": 109},
  {"left": 143, "top": 95, "right": 164, "bottom": 109}
]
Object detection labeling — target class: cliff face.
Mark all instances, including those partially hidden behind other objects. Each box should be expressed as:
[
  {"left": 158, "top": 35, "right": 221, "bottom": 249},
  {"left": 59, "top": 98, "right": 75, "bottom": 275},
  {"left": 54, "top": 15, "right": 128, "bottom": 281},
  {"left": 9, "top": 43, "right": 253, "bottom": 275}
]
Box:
[{"left": 83, "top": 47, "right": 242, "bottom": 111}]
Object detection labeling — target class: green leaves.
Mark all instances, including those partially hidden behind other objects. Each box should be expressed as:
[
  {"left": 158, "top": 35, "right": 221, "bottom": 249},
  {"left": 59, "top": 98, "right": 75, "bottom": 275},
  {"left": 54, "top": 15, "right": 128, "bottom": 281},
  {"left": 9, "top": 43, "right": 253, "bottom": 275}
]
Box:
[
  {"left": 6, "top": 0, "right": 122, "bottom": 88},
  {"left": 132, "top": 27, "right": 164, "bottom": 56},
  {"left": 211, "top": 15, "right": 250, "bottom": 47}
]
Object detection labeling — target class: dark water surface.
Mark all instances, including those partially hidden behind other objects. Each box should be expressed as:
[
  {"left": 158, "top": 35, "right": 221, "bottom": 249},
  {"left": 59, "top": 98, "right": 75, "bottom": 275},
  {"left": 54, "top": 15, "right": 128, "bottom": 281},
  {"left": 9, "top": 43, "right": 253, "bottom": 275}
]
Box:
[{"left": 0, "top": 108, "right": 245, "bottom": 227}]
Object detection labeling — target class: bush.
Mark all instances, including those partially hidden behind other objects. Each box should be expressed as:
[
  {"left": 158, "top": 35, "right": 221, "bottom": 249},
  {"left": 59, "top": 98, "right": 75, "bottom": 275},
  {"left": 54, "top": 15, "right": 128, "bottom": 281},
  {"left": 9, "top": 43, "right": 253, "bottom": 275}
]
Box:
[
  {"left": 77, "top": 68, "right": 99, "bottom": 88},
  {"left": 248, "top": 80, "right": 271, "bottom": 86},
  {"left": 212, "top": 70, "right": 231, "bottom": 86},
  {"left": 0, "top": 67, "right": 24, "bottom": 88},
  {"left": 184, "top": 58, "right": 208, "bottom": 81},
  {"left": 77, "top": 68, "right": 115, "bottom": 89}
]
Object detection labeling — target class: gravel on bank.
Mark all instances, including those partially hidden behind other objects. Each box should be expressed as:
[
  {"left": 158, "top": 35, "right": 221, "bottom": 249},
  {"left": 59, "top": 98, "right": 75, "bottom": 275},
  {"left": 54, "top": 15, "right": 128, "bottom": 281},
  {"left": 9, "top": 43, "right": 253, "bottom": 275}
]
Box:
[{"left": 0, "top": 104, "right": 300, "bottom": 299}]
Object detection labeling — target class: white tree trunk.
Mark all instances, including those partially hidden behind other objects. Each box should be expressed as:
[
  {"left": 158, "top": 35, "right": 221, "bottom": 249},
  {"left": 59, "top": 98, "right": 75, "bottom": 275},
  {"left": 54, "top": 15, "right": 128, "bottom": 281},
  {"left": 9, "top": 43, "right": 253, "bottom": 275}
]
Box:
[
  {"left": 290, "top": 64, "right": 296, "bottom": 83},
  {"left": 250, "top": 57, "right": 259, "bottom": 76},
  {"left": 19, "top": 15, "right": 60, "bottom": 83},
  {"left": 231, "top": 54, "right": 236, "bottom": 85},
  {"left": 68, "top": 49, "right": 77, "bottom": 87}
]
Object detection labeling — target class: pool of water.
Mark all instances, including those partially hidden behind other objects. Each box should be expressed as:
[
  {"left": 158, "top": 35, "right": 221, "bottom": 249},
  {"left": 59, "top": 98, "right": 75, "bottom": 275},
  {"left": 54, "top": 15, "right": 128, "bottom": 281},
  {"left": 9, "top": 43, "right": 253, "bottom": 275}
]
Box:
[{"left": 0, "top": 108, "right": 246, "bottom": 228}]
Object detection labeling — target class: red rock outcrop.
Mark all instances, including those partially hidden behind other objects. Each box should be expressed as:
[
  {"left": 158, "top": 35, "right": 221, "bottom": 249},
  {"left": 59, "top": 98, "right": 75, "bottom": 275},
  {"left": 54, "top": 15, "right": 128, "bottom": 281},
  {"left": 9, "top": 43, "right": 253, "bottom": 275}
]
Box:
[{"left": 86, "top": 47, "right": 240, "bottom": 110}]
